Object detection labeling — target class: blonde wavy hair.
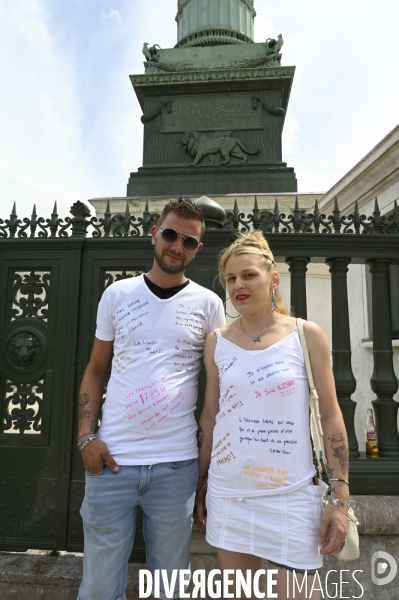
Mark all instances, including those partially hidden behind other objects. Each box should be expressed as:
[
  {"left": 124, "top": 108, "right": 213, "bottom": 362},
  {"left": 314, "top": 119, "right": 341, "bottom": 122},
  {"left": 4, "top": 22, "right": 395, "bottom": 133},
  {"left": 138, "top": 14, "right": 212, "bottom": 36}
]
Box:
[{"left": 218, "top": 231, "right": 289, "bottom": 315}]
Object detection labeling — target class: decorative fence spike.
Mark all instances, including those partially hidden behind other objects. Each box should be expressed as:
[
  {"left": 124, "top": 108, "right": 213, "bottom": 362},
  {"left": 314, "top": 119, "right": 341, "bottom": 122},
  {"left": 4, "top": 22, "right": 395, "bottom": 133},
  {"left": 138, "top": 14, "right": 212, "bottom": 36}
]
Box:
[
  {"left": 141, "top": 199, "right": 151, "bottom": 236},
  {"left": 232, "top": 199, "right": 240, "bottom": 231},
  {"left": 313, "top": 199, "right": 320, "bottom": 233},
  {"left": 102, "top": 199, "right": 112, "bottom": 238},
  {"left": 353, "top": 201, "right": 361, "bottom": 234},
  {"left": 273, "top": 199, "right": 280, "bottom": 232},
  {"left": 8, "top": 202, "right": 20, "bottom": 238},
  {"left": 30, "top": 205, "right": 38, "bottom": 238},
  {"left": 293, "top": 196, "right": 302, "bottom": 232},
  {"left": 123, "top": 202, "right": 131, "bottom": 237},
  {"left": 373, "top": 197, "right": 382, "bottom": 234},
  {"left": 49, "top": 202, "right": 60, "bottom": 237},
  {"left": 252, "top": 196, "right": 260, "bottom": 230},
  {"left": 333, "top": 197, "right": 341, "bottom": 233},
  {"left": 394, "top": 200, "right": 399, "bottom": 234}
]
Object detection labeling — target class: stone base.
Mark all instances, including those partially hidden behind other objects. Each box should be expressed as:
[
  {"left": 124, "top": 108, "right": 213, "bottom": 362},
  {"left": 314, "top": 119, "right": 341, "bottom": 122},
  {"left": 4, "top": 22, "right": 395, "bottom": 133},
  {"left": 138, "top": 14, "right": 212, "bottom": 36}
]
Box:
[
  {"left": 0, "top": 549, "right": 218, "bottom": 600},
  {"left": 1, "top": 496, "right": 398, "bottom": 599},
  {"left": 127, "top": 164, "right": 297, "bottom": 197},
  {"left": 1, "top": 539, "right": 398, "bottom": 600}
]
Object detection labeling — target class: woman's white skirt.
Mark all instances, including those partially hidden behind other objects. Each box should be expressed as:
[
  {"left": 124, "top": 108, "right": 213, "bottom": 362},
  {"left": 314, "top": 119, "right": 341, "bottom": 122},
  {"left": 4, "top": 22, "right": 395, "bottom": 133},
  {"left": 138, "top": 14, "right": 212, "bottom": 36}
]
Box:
[{"left": 205, "top": 481, "right": 328, "bottom": 571}]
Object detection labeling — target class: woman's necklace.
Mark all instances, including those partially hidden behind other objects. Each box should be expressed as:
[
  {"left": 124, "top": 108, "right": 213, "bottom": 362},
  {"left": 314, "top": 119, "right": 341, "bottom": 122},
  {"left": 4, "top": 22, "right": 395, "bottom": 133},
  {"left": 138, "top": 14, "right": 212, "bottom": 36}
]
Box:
[{"left": 240, "top": 316, "right": 277, "bottom": 342}]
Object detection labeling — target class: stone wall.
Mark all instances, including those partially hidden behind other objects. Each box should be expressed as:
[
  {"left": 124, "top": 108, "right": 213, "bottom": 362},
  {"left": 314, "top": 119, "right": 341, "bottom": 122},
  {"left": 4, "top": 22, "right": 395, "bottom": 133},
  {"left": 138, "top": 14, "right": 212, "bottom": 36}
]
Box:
[{"left": 1, "top": 496, "right": 398, "bottom": 599}]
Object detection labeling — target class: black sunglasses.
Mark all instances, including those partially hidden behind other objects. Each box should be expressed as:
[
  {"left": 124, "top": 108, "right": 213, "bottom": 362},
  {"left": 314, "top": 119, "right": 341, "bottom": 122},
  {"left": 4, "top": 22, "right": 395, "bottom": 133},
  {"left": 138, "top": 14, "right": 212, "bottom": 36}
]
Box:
[{"left": 158, "top": 227, "right": 200, "bottom": 252}]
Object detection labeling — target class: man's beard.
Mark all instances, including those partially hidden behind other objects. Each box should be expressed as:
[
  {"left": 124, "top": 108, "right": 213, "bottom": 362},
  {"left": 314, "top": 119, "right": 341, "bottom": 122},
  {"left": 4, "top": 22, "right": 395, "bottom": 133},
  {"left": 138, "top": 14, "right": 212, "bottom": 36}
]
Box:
[{"left": 154, "top": 246, "right": 190, "bottom": 275}]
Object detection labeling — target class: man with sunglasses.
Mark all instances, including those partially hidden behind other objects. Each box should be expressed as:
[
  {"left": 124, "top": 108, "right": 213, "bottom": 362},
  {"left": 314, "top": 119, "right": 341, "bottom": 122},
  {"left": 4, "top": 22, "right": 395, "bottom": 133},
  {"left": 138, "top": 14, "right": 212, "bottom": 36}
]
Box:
[{"left": 77, "top": 198, "right": 225, "bottom": 600}]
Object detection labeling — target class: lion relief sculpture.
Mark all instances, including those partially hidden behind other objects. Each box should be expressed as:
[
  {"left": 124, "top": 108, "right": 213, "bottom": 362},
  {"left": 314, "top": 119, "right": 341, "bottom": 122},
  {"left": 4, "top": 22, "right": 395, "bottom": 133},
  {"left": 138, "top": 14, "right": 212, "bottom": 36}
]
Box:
[
  {"left": 8, "top": 331, "right": 40, "bottom": 368},
  {"left": 182, "top": 131, "right": 259, "bottom": 166}
]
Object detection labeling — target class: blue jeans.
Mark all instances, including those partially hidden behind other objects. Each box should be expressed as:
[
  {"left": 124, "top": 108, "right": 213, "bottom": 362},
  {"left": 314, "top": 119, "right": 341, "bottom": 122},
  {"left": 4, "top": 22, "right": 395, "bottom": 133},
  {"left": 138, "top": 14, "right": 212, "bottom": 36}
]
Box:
[{"left": 78, "top": 459, "right": 198, "bottom": 600}]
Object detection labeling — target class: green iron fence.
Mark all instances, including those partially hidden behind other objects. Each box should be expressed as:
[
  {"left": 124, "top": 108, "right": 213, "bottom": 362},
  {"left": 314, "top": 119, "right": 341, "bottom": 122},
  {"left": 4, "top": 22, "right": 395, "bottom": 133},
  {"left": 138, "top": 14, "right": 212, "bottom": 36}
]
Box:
[{"left": 0, "top": 196, "right": 398, "bottom": 553}]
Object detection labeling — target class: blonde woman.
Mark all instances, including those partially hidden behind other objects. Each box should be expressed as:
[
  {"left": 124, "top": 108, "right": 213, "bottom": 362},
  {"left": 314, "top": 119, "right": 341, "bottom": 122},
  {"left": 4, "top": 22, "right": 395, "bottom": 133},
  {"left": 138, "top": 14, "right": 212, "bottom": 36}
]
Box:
[{"left": 195, "top": 232, "right": 349, "bottom": 600}]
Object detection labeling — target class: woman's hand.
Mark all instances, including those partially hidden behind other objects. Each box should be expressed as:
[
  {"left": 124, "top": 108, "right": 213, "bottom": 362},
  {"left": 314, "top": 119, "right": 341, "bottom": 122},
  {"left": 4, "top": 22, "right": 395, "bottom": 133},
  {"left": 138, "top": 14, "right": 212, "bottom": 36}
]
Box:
[
  {"left": 318, "top": 503, "right": 349, "bottom": 555},
  {"left": 193, "top": 477, "right": 207, "bottom": 531},
  {"left": 194, "top": 498, "right": 207, "bottom": 531}
]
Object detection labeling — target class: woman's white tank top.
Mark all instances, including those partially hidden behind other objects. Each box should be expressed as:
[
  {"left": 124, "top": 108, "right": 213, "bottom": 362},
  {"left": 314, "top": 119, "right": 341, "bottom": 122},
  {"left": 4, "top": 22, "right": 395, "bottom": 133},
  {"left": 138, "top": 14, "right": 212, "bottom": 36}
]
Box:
[{"left": 207, "top": 327, "right": 316, "bottom": 497}]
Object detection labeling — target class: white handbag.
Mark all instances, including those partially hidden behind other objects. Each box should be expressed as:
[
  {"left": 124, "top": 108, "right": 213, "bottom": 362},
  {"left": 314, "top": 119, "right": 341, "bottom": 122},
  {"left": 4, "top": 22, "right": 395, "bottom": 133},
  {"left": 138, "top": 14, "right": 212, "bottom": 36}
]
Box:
[{"left": 296, "top": 318, "right": 360, "bottom": 561}]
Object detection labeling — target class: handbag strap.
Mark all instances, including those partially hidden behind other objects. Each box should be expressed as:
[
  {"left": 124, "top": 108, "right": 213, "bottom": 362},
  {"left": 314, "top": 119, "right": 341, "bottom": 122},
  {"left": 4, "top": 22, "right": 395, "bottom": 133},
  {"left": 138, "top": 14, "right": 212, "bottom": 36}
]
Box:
[{"left": 296, "top": 318, "right": 328, "bottom": 479}]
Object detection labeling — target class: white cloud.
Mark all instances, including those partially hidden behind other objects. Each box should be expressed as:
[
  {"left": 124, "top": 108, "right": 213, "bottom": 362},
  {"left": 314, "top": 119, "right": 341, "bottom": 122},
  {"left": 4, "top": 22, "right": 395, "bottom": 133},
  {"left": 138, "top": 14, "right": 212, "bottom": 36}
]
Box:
[
  {"left": 0, "top": 0, "right": 95, "bottom": 218},
  {"left": 101, "top": 9, "right": 122, "bottom": 24},
  {"left": 253, "top": 15, "right": 278, "bottom": 42},
  {"left": 92, "top": 0, "right": 178, "bottom": 199},
  {"left": 1, "top": 0, "right": 399, "bottom": 217}
]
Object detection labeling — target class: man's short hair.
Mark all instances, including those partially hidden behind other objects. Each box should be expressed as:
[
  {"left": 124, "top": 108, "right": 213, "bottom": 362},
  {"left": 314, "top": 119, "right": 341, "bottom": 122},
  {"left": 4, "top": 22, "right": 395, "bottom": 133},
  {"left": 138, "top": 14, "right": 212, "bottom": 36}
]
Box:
[{"left": 157, "top": 197, "right": 205, "bottom": 238}]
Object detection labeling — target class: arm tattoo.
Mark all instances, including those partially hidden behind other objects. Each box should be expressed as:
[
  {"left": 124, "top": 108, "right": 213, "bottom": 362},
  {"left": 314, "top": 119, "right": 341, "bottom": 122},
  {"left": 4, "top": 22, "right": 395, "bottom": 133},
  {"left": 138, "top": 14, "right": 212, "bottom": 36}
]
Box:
[
  {"left": 197, "top": 425, "right": 204, "bottom": 450},
  {"left": 328, "top": 432, "right": 348, "bottom": 475},
  {"left": 78, "top": 393, "right": 91, "bottom": 421}
]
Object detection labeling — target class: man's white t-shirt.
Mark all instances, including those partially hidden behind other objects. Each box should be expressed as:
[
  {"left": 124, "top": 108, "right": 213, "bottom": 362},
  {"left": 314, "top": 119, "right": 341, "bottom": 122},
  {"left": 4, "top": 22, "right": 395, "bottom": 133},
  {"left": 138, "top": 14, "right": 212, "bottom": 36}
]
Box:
[{"left": 95, "top": 274, "right": 225, "bottom": 465}]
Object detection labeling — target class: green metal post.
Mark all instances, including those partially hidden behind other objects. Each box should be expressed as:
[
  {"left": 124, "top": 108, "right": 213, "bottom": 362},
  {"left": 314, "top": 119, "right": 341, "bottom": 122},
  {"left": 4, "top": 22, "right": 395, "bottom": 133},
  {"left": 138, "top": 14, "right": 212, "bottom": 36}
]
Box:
[
  {"left": 286, "top": 257, "right": 309, "bottom": 319},
  {"left": 367, "top": 258, "right": 399, "bottom": 457},
  {"left": 327, "top": 258, "right": 359, "bottom": 457}
]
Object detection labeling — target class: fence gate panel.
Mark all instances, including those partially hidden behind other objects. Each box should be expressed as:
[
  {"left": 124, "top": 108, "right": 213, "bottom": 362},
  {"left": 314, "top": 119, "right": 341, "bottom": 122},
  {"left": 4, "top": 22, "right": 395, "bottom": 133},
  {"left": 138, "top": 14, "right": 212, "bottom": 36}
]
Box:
[
  {"left": 67, "top": 240, "right": 155, "bottom": 554},
  {"left": 0, "top": 228, "right": 227, "bottom": 554},
  {"left": 0, "top": 245, "right": 83, "bottom": 551}
]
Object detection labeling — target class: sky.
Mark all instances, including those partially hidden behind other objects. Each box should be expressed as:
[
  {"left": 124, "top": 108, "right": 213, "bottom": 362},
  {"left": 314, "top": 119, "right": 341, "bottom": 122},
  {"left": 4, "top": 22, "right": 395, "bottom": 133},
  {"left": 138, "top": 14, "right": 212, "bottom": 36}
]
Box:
[{"left": 1, "top": 0, "right": 399, "bottom": 221}]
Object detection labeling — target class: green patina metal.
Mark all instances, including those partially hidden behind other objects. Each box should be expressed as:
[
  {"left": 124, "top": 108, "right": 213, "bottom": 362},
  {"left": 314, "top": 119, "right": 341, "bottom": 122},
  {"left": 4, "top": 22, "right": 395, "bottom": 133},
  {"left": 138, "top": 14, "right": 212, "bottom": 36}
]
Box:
[
  {"left": 175, "top": 0, "right": 256, "bottom": 48},
  {"left": 129, "top": 1, "right": 294, "bottom": 196},
  {"left": 0, "top": 197, "right": 399, "bottom": 555}
]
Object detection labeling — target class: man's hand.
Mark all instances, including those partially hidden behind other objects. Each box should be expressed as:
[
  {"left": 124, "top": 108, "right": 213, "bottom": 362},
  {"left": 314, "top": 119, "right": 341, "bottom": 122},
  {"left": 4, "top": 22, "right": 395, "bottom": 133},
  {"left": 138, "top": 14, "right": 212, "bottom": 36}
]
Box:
[{"left": 81, "top": 439, "right": 119, "bottom": 474}]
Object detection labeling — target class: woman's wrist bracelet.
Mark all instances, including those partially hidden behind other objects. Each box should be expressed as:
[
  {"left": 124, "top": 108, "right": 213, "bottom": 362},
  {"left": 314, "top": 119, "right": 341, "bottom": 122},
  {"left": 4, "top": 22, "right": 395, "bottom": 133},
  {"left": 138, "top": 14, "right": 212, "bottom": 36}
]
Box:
[
  {"left": 324, "top": 496, "right": 351, "bottom": 510},
  {"left": 329, "top": 478, "right": 349, "bottom": 485}
]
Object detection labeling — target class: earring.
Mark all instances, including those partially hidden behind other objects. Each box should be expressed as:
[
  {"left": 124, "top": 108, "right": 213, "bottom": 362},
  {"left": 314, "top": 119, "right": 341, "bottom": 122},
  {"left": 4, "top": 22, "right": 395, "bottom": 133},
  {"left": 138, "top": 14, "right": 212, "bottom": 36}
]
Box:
[
  {"left": 271, "top": 289, "right": 276, "bottom": 312},
  {"left": 223, "top": 299, "right": 239, "bottom": 319}
]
